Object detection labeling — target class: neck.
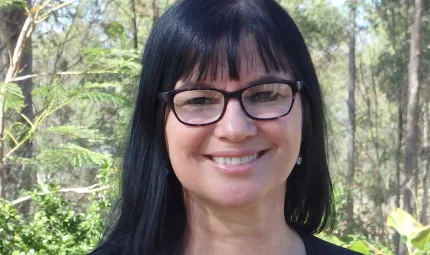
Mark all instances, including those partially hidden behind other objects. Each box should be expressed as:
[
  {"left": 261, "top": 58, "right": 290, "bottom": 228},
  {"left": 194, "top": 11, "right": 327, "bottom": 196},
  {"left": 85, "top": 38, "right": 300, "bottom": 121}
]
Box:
[{"left": 184, "top": 186, "right": 303, "bottom": 255}]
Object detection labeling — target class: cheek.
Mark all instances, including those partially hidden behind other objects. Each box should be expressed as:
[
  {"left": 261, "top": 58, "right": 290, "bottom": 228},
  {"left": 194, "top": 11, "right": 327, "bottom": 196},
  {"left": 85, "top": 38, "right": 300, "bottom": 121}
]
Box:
[
  {"left": 259, "top": 97, "right": 302, "bottom": 178},
  {"left": 165, "top": 112, "right": 210, "bottom": 170},
  {"left": 165, "top": 112, "right": 216, "bottom": 195},
  {"left": 268, "top": 98, "right": 302, "bottom": 148}
]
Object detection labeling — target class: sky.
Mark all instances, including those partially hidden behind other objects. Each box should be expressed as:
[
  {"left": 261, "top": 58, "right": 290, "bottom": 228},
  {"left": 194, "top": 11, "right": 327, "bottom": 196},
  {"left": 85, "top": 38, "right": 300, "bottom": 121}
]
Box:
[{"left": 331, "top": 0, "right": 346, "bottom": 7}]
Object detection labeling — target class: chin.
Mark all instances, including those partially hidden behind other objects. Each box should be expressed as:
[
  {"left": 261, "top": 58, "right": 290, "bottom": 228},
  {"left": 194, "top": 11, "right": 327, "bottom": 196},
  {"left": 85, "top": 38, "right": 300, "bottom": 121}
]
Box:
[{"left": 209, "top": 182, "right": 265, "bottom": 208}]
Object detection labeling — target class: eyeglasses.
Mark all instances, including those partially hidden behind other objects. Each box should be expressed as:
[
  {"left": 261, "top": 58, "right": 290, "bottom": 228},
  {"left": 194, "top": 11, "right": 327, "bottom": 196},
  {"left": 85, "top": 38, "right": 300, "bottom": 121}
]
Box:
[{"left": 158, "top": 78, "right": 302, "bottom": 126}]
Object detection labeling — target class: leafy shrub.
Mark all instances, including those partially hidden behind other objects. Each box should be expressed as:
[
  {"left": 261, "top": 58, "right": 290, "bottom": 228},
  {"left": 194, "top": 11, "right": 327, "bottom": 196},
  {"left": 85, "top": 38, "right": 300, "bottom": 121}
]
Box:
[{"left": 0, "top": 184, "right": 110, "bottom": 255}]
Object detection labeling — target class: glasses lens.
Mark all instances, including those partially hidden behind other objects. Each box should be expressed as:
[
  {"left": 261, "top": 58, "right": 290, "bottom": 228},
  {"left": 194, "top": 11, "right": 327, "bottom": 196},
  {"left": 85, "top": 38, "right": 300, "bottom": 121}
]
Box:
[
  {"left": 173, "top": 90, "right": 224, "bottom": 125},
  {"left": 242, "top": 83, "right": 293, "bottom": 119}
]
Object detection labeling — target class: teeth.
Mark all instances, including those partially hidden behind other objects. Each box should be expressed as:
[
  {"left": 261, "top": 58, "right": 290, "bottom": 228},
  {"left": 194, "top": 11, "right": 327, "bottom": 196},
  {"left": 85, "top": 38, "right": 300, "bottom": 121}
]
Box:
[
  {"left": 212, "top": 153, "right": 259, "bottom": 165},
  {"left": 225, "top": 157, "right": 232, "bottom": 165}
]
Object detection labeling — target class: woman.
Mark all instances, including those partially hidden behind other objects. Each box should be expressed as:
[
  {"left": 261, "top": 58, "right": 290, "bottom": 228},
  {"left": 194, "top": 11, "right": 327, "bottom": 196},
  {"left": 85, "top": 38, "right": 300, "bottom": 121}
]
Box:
[{"left": 90, "top": 0, "right": 361, "bottom": 254}]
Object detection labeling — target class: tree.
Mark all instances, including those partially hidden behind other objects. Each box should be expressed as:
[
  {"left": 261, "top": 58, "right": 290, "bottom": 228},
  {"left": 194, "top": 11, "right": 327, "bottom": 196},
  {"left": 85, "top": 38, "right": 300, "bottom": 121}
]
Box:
[
  {"left": 402, "top": 0, "right": 423, "bottom": 253},
  {"left": 0, "top": 0, "right": 35, "bottom": 213},
  {"left": 345, "top": 0, "right": 357, "bottom": 234},
  {"left": 0, "top": 0, "right": 37, "bottom": 199},
  {"left": 403, "top": 0, "right": 423, "bottom": 216},
  {"left": 130, "top": 0, "right": 138, "bottom": 50},
  {"left": 421, "top": 102, "right": 429, "bottom": 225},
  {"left": 151, "top": 0, "right": 159, "bottom": 24}
]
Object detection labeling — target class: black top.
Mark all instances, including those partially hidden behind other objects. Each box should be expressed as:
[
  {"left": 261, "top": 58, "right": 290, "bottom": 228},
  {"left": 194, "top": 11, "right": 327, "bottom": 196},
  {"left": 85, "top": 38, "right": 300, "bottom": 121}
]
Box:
[
  {"left": 300, "top": 233, "right": 363, "bottom": 255},
  {"left": 90, "top": 234, "right": 364, "bottom": 255}
]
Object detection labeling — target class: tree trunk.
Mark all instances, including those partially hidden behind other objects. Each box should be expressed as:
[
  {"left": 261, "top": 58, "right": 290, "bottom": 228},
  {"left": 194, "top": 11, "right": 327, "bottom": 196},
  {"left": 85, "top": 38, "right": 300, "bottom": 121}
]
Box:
[
  {"left": 0, "top": 84, "right": 5, "bottom": 198},
  {"left": 422, "top": 157, "right": 429, "bottom": 224},
  {"left": 151, "top": 0, "right": 159, "bottom": 25},
  {"left": 0, "top": 7, "right": 28, "bottom": 199},
  {"left": 130, "top": 0, "right": 138, "bottom": 50},
  {"left": 421, "top": 102, "right": 429, "bottom": 224},
  {"left": 16, "top": 25, "right": 35, "bottom": 213},
  {"left": 395, "top": 83, "right": 404, "bottom": 255},
  {"left": 0, "top": 2, "right": 35, "bottom": 201},
  {"left": 403, "top": 0, "right": 422, "bottom": 215},
  {"left": 401, "top": 0, "right": 423, "bottom": 253},
  {"left": 345, "top": 0, "right": 357, "bottom": 234},
  {"left": 387, "top": 2, "right": 406, "bottom": 253}
]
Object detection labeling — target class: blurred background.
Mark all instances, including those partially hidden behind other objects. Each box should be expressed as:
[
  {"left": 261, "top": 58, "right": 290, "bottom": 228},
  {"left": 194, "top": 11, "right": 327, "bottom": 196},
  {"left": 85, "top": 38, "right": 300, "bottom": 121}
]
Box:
[{"left": 0, "top": 0, "right": 429, "bottom": 254}]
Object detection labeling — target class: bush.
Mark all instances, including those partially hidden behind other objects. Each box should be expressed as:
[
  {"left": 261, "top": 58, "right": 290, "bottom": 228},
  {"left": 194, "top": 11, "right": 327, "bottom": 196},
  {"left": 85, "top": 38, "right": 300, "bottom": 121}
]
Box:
[{"left": 0, "top": 184, "right": 110, "bottom": 255}]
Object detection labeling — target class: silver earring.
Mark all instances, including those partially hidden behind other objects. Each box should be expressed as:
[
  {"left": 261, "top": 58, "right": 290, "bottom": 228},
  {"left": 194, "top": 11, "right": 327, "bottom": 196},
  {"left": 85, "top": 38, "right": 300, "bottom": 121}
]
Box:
[{"left": 296, "top": 156, "right": 302, "bottom": 165}]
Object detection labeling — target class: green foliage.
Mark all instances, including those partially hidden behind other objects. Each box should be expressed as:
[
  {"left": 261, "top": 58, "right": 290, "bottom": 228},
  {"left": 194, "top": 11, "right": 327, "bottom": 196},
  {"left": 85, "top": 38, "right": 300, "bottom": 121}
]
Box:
[
  {"left": 320, "top": 233, "right": 394, "bottom": 255},
  {"left": 319, "top": 208, "right": 430, "bottom": 255},
  {"left": 387, "top": 209, "right": 430, "bottom": 255},
  {"left": 0, "top": 82, "right": 25, "bottom": 112},
  {"left": 0, "top": 199, "right": 23, "bottom": 252},
  {"left": 31, "top": 82, "right": 132, "bottom": 108},
  {"left": 0, "top": 0, "right": 25, "bottom": 9},
  {"left": 279, "top": 0, "right": 345, "bottom": 59},
  {"left": 35, "top": 143, "right": 113, "bottom": 169},
  {"left": 103, "top": 22, "right": 126, "bottom": 39},
  {"left": 4, "top": 79, "right": 131, "bottom": 173},
  {"left": 40, "top": 126, "right": 106, "bottom": 144},
  {"left": 0, "top": 184, "right": 110, "bottom": 255},
  {"left": 2, "top": 1, "right": 136, "bottom": 255},
  {"left": 81, "top": 48, "right": 141, "bottom": 76}
]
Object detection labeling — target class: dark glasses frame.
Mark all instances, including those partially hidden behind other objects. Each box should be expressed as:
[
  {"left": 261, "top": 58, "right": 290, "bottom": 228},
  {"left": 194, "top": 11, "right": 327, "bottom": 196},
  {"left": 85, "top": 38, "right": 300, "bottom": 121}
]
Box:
[{"left": 158, "top": 78, "right": 303, "bottom": 126}]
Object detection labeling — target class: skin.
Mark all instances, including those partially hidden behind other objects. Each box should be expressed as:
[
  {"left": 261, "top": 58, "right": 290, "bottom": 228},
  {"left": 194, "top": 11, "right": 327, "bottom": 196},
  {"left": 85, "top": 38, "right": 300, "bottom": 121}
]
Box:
[{"left": 165, "top": 55, "right": 306, "bottom": 255}]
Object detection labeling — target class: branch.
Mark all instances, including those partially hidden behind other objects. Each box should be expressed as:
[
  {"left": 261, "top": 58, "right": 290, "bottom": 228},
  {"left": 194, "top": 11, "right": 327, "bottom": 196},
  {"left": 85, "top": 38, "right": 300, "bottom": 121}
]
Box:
[
  {"left": 4, "top": 10, "right": 34, "bottom": 82},
  {"left": 35, "top": 0, "right": 76, "bottom": 23},
  {"left": 11, "top": 183, "right": 111, "bottom": 205},
  {"left": 5, "top": 0, "right": 76, "bottom": 82},
  {"left": 4, "top": 100, "right": 59, "bottom": 160},
  {"left": 12, "top": 67, "right": 121, "bottom": 81},
  {"left": 4, "top": 90, "right": 90, "bottom": 160},
  {"left": 19, "top": 113, "right": 34, "bottom": 128},
  {"left": 3, "top": 129, "right": 19, "bottom": 145}
]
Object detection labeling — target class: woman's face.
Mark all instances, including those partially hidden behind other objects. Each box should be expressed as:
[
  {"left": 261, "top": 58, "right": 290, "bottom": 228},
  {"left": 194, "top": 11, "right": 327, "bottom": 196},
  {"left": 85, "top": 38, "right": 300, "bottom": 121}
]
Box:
[{"left": 165, "top": 57, "right": 303, "bottom": 208}]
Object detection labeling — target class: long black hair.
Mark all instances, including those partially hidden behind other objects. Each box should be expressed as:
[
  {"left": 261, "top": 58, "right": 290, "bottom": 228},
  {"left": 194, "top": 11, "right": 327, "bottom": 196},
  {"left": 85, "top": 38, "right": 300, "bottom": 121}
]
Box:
[{"left": 90, "top": 0, "right": 334, "bottom": 254}]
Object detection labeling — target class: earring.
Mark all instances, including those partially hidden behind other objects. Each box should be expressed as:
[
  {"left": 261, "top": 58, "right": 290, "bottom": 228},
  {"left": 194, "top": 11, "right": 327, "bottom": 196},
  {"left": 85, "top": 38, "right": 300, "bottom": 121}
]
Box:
[{"left": 296, "top": 156, "right": 302, "bottom": 165}]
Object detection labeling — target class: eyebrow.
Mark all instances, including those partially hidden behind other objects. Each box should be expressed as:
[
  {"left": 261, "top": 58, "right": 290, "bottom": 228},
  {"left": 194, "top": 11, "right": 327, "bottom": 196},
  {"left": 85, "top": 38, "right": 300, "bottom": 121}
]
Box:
[{"left": 178, "top": 74, "right": 292, "bottom": 90}]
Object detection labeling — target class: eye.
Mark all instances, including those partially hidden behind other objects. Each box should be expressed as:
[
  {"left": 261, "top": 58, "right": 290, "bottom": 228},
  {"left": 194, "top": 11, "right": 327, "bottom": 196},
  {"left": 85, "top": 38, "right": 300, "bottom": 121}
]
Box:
[
  {"left": 243, "top": 83, "right": 292, "bottom": 104},
  {"left": 183, "top": 97, "right": 218, "bottom": 106},
  {"left": 174, "top": 90, "right": 223, "bottom": 108},
  {"left": 248, "top": 91, "right": 284, "bottom": 102}
]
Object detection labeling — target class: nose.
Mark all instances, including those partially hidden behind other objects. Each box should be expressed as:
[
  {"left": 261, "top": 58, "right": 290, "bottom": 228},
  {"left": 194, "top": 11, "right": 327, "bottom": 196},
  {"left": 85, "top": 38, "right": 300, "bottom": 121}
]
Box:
[{"left": 214, "top": 99, "right": 257, "bottom": 143}]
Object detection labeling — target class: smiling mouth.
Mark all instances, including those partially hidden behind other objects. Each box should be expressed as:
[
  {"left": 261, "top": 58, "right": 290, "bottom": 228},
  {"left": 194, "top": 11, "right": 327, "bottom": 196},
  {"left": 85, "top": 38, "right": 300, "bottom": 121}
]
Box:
[{"left": 206, "top": 151, "right": 267, "bottom": 166}]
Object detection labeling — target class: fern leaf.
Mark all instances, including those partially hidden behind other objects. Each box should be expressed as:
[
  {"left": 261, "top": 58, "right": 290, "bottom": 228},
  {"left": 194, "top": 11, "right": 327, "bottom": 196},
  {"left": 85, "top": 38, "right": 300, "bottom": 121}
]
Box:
[
  {"left": 0, "top": 82, "right": 25, "bottom": 112},
  {"left": 40, "top": 125, "right": 106, "bottom": 144},
  {"left": 35, "top": 143, "right": 113, "bottom": 170},
  {"left": 81, "top": 82, "right": 123, "bottom": 90},
  {"left": 32, "top": 85, "right": 68, "bottom": 101},
  {"left": 78, "top": 91, "right": 131, "bottom": 106}
]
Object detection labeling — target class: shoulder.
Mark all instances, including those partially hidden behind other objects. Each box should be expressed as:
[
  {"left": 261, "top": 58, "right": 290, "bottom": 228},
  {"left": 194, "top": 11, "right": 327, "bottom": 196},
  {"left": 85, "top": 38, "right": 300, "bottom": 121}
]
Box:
[{"left": 300, "top": 233, "right": 363, "bottom": 255}]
